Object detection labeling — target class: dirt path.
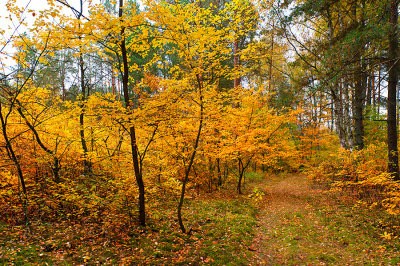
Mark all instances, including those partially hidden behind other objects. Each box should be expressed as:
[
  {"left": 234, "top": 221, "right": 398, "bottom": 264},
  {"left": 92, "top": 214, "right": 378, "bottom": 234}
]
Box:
[{"left": 251, "top": 174, "right": 400, "bottom": 265}]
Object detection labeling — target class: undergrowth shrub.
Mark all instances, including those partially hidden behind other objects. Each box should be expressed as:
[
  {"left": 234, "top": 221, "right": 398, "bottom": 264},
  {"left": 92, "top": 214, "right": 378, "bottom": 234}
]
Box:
[{"left": 306, "top": 143, "right": 400, "bottom": 215}]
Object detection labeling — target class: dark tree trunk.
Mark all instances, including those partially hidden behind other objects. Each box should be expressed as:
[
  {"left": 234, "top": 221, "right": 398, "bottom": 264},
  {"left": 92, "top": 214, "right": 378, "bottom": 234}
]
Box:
[
  {"left": 366, "top": 71, "right": 373, "bottom": 107},
  {"left": 237, "top": 158, "right": 244, "bottom": 194},
  {"left": 237, "top": 157, "right": 253, "bottom": 194},
  {"left": 177, "top": 73, "right": 204, "bottom": 234},
  {"left": 79, "top": 50, "right": 92, "bottom": 175},
  {"left": 208, "top": 157, "right": 213, "bottom": 192},
  {"left": 119, "top": 0, "right": 146, "bottom": 226},
  {"left": 378, "top": 67, "right": 382, "bottom": 114},
  {"left": 0, "top": 102, "right": 26, "bottom": 195},
  {"left": 353, "top": 0, "right": 365, "bottom": 150},
  {"left": 387, "top": 0, "right": 400, "bottom": 180},
  {"left": 16, "top": 100, "right": 61, "bottom": 183},
  {"left": 0, "top": 101, "right": 29, "bottom": 224},
  {"left": 217, "top": 158, "right": 222, "bottom": 186},
  {"left": 233, "top": 38, "right": 240, "bottom": 88},
  {"left": 354, "top": 62, "right": 365, "bottom": 150},
  {"left": 268, "top": 21, "right": 275, "bottom": 91}
]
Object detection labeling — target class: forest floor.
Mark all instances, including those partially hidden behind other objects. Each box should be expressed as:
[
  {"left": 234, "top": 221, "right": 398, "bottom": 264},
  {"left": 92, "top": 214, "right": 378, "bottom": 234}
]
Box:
[
  {"left": 1, "top": 173, "right": 400, "bottom": 264},
  {"left": 251, "top": 173, "right": 400, "bottom": 265}
]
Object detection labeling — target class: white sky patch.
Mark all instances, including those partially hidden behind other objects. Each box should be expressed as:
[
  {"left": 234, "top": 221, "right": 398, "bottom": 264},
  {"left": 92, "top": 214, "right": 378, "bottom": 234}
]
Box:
[{"left": 0, "top": 0, "right": 99, "bottom": 76}]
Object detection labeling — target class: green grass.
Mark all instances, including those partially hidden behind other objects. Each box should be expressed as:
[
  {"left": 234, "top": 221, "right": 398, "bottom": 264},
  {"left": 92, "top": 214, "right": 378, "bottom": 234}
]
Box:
[
  {"left": 127, "top": 197, "right": 258, "bottom": 265},
  {"left": 188, "top": 199, "right": 257, "bottom": 264},
  {"left": 1, "top": 195, "right": 258, "bottom": 265},
  {"left": 245, "top": 171, "right": 265, "bottom": 182}
]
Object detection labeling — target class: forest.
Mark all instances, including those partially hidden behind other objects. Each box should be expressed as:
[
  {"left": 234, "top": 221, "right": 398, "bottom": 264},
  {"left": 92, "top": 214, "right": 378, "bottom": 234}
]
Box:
[{"left": 1, "top": 0, "right": 400, "bottom": 264}]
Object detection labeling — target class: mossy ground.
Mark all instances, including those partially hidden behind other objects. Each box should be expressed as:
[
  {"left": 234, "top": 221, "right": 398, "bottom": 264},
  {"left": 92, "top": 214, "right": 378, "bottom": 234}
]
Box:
[{"left": 0, "top": 186, "right": 257, "bottom": 265}]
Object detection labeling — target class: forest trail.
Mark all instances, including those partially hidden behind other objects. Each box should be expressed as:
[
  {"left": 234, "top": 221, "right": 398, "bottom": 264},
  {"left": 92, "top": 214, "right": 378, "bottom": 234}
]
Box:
[{"left": 251, "top": 174, "right": 400, "bottom": 265}]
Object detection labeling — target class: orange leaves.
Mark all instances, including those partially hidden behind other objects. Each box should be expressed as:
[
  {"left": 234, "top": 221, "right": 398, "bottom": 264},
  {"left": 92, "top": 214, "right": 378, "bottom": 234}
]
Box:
[{"left": 306, "top": 141, "right": 400, "bottom": 216}]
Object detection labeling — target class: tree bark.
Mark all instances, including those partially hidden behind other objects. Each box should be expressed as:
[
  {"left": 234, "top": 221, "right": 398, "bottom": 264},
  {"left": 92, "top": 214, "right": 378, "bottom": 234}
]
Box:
[
  {"left": 233, "top": 38, "right": 240, "bottom": 88},
  {"left": 354, "top": 61, "right": 365, "bottom": 150},
  {"left": 0, "top": 102, "right": 26, "bottom": 195},
  {"left": 79, "top": 49, "right": 92, "bottom": 175},
  {"left": 387, "top": 0, "right": 399, "bottom": 180},
  {"left": 217, "top": 158, "right": 222, "bottom": 186},
  {"left": 177, "top": 73, "right": 204, "bottom": 234},
  {"left": 268, "top": 21, "right": 275, "bottom": 92},
  {"left": 119, "top": 0, "right": 146, "bottom": 226},
  {"left": 15, "top": 100, "right": 61, "bottom": 183},
  {"left": 0, "top": 101, "right": 29, "bottom": 224},
  {"left": 353, "top": 0, "right": 365, "bottom": 150},
  {"left": 333, "top": 87, "right": 347, "bottom": 149},
  {"left": 237, "top": 158, "right": 244, "bottom": 194},
  {"left": 343, "top": 81, "right": 355, "bottom": 149}
]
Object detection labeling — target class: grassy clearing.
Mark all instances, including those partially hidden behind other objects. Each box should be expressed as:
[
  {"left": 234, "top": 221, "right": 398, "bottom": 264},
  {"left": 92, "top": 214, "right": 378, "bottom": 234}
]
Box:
[{"left": 0, "top": 194, "right": 258, "bottom": 265}]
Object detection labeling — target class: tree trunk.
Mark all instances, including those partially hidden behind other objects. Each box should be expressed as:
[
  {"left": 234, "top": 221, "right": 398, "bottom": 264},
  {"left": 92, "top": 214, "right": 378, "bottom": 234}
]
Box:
[
  {"left": 16, "top": 100, "right": 61, "bottom": 183},
  {"left": 234, "top": 38, "right": 240, "bottom": 88},
  {"left": 378, "top": 67, "right": 381, "bottom": 114},
  {"left": 177, "top": 73, "right": 204, "bottom": 234},
  {"left": 237, "top": 158, "right": 244, "bottom": 194},
  {"left": 366, "top": 70, "right": 373, "bottom": 107},
  {"left": 333, "top": 88, "right": 347, "bottom": 149},
  {"left": 79, "top": 53, "right": 91, "bottom": 175},
  {"left": 0, "top": 101, "right": 28, "bottom": 224},
  {"left": 268, "top": 21, "right": 275, "bottom": 92},
  {"left": 343, "top": 81, "right": 354, "bottom": 149},
  {"left": 119, "top": 0, "right": 146, "bottom": 226},
  {"left": 353, "top": 0, "right": 365, "bottom": 150},
  {"left": 217, "top": 158, "right": 222, "bottom": 186},
  {"left": 387, "top": 0, "right": 399, "bottom": 180},
  {"left": 353, "top": 63, "right": 365, "bottom": 150},
  {"left": 0, "top": 102, "right": 26, "bottom": 195}
]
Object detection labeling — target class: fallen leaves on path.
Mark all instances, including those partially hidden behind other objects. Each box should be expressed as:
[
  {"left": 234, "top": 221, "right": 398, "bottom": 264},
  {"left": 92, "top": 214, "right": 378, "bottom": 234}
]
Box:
[{"left": 252, "top": 174, "right": 400, "bottom": 265}]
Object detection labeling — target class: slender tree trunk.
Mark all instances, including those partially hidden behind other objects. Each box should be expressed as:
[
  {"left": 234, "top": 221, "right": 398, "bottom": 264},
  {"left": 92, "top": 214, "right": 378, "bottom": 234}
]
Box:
[
  {"left": 78, "top": 20, "right": 92, "bottom": 175},
  {"left": 366, "top": 70, "right": 373, "bottom": 107},
  {"left": 343, "top": 82, "right": 354, "bottom": 149},
  {"left": 268, "top": 21, "right": 275, "bottom": 92},
  {"left": 354, "top": 63, "right": 365, "bottom": 150},
  {"left": 237, "top": 158, "right": 243, "bottom": 194},
  {"left": 53, "top": 157, "right": 60, "bottom": 183},
  {"left": 217, "top": 158, "right": 222, "bottom": 186},
  {"left": 16, "top": 100, "right": 61, "bottom": 182},
  {"left": 397, "top": 78, "right": 400, "bottom": 125},
  {"left": 353, "top": 0, "right": 365, "bottom": 150},
  {"left": 111, "top": 66, "right": 116, "bottom": 95},
  {"left": 327, "top": 9, "right": 347, "bottom": 147},
  {"left": 208, "top": 157, "right": 213, "bottom": 192},
  {"left": 378, "top": 67, "right": 381, "bottom": 114},
  {"left": 237, "top": 157, "right": 253, "bottom": 194},
  {"left": 119, "top": 0, "right": 146, "bottom": 226},
  {"left": 177, "top": 73, "right": 204, "bottom": 234},
  {"left": 0, "top": 101, "right": 28, "bottom": 224},
  {"left": 79, "top": 53, "right": 91, "bottom": 175},
  {"left": 233, "top": 38, "right": 240, "bottom": 88},
  {"left": 61, "top": 54, "right": 66, "bottom": 101},
  {"left": 0, "top": 102, "right": 26, "bottom": 194},
  {"left": 372, "top": 71, "right": 376, "bottom": 108},
  {"left": 333, "top": 90, "right": 347, "bottom": 149},
  {"left": 387, "top": 0, "right": 399, "bottom": 180}
]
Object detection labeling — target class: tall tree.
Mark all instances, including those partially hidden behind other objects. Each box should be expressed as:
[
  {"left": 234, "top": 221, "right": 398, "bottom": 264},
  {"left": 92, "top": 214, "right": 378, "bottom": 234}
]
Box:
[
  {"left": 387, "top": 0, "right": 399, "bottom": 180},
  {"left": 119, "top": 0, "right": 146, "bottom": 226}
]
